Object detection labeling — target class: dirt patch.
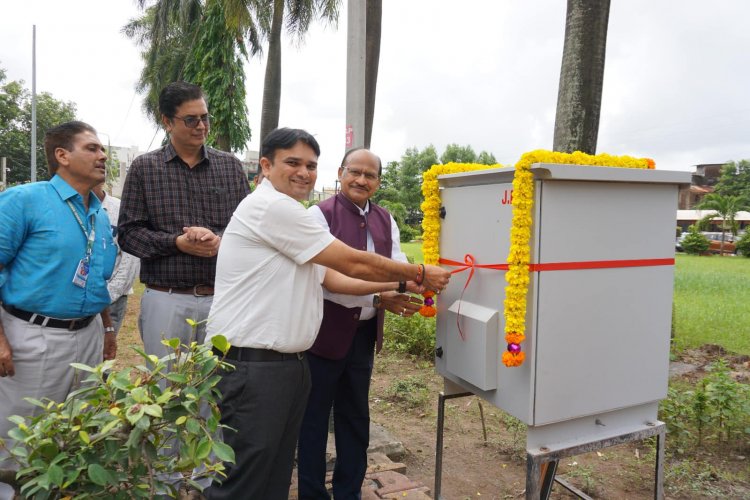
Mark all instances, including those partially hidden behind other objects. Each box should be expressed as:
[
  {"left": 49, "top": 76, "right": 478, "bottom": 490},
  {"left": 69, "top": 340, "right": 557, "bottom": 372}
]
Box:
[
  {"left": 112, "top": 293, "right": 146, "bottom": 371},
  {"left": 368, "top": 350, "right": 750, "bottom": 499}
]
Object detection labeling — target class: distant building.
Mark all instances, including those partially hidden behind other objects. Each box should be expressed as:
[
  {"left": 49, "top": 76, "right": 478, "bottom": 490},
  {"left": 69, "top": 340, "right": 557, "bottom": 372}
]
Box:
[
  {"left": 677, "top": 163, "right": 725, "bottom": 209},
  {"left": 677, "top": 210, "right": 750, "bottom": 232},
  {"left": 109, "top": 145, "right": 144, "bottom": 197},
  {"left": 243, "top": 150, "right": 260, "bottom": 180}
]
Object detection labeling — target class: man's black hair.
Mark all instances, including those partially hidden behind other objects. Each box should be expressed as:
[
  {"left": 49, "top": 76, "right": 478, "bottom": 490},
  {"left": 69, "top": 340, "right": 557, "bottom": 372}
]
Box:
[
  {"left": 158, "top": 81, "right": 205, "bottom": 118},
  {"left": 261, "top": 128, "right": 321, "bottom": 162},
  {"left": 44, "top": 121, "right": 97, "bottom": 175}
]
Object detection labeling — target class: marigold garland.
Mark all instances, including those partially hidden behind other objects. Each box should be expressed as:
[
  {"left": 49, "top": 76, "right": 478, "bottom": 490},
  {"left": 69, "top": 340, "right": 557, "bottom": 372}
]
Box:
[
  {"left": 420, "top": 151, "right": 655, "bottom": 368},
  {"left": 419, "top": 290, "right": 437, "bottom": 317}
]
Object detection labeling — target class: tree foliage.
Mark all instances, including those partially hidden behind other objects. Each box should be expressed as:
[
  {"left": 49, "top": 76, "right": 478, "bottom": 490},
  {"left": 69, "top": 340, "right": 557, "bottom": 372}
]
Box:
[
  {"left": 123, "top": 1, "right": 203, "bottom": 124},
  {"left": 714, "top": 159, "right": 750, "bottom": 203},
  {"left": 0, "top": 334, "right": 234, "bottom": 499},
  {"left": 0, "top": 65, "right": 77, "bottom": 184},
  {"left": 106, "top": 149, "right": 121, "bottom": 190},
  {"left": 184, "top": 0, "right": 252, "bottom": 151},
  {"left": 220, "top": 0, "right": 341, "bottom": 143},
  {"left": 439, "top": 143, "right": 497, "bottom": 165},
  {"left": 695, "top": 193, "right": 749, "bottom": 255},
  {"left": 125, "top": 0, "right": 251, "bottom": 152},
  {"left": 373, "top": 144, "right": 498, "bottom": 230}
]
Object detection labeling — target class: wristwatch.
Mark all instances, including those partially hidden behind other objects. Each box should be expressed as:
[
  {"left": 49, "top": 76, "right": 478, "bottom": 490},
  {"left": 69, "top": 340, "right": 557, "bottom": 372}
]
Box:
[
  {"left": 104, "top": 326, "right": 116, "bottom": 334},
  {"left": 397, "top": 281, "right": 407, "bottom": 293},
  {"left": 372, "top": 293, "right": 382, "bottom": 309}
]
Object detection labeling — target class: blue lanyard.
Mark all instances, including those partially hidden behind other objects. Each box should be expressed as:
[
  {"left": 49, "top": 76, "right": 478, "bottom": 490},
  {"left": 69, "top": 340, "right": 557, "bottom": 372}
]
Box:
[{"left": 66, "top": 200, "right": 96, "bottom": 262}]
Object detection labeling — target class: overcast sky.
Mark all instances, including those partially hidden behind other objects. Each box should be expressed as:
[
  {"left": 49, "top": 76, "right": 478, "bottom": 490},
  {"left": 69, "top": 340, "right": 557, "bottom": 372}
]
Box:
[{"left": 2, "top": 0, "right": 749, "bottom": 188}]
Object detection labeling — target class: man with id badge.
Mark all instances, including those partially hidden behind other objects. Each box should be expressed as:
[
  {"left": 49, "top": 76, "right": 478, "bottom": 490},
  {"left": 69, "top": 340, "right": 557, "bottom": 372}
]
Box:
[{"left": 0, "top": 121, "right": 117, "bottom": 500}]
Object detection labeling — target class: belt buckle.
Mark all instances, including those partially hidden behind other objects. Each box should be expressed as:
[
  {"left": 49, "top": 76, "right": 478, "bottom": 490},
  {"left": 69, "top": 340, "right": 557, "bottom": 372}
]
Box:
[
  {"left": 193, "top": 285, "right": 208, "bottom": 297},
  {"left": 296, "top": 352, "right": 303, "bottom": 360}
]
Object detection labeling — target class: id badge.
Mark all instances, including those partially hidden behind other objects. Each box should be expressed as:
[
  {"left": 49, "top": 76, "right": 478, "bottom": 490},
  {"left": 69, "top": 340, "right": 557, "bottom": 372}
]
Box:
[{"left": 72, "top": 259, "right": 90, "bottom": 288}]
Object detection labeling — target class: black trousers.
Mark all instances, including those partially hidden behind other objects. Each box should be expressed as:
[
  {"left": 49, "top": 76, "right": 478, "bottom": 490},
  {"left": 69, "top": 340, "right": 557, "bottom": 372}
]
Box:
[
  {"left": 297, "top": 320, "right": 376, "bottom": 499},
  {"left": 206, "top": 355, "right": 311, "bottom": 500}
]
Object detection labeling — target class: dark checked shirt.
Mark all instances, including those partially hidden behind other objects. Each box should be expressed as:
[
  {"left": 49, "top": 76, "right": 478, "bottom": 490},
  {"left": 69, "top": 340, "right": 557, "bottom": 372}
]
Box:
[{"left": 118, "top": 143, "right": 250, "bottom": 287}]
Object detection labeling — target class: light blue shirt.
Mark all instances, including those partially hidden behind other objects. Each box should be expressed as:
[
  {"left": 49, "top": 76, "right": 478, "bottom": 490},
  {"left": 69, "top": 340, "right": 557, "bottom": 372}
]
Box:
[{"left": 0, "top": 175, "right": 116, "bottom": 318}]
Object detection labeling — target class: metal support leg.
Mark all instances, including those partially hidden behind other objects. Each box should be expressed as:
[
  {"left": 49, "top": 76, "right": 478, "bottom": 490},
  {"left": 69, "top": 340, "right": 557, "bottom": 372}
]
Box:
[
  {"left": 526, "top": 423, "right": 667, "bottom": 499},
  {"left": 525, "top": 452, "right": 542, "bottom": 499},
  {"left": 654, "top": 425, "right": 666, "bottom": 500},
  {"left": 434, "top": 391, "right": 472, "bottom": 500},
  {"left": 540, "top": 460, "right": 559, "bottom": 499}
]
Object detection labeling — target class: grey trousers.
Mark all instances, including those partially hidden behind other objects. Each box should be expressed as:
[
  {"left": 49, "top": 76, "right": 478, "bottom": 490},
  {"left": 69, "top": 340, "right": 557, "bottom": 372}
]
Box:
[
  {"left": 108, "top": 294, "right": 129, "bottom": 334},
  {"left": 138, "top": 288, "right": 212, "bottom": 358},
  {"left": 137, "top": 287, "right": 214, "bottom": 495},
  {"left": 0, "top": 309, "right": 103, "bottom": 500}
]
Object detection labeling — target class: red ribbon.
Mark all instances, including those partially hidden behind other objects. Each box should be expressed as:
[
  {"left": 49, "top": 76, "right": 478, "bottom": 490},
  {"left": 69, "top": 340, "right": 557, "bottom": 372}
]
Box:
[{"left": 438, "top": 255, "right": 675, "bottom": 341}]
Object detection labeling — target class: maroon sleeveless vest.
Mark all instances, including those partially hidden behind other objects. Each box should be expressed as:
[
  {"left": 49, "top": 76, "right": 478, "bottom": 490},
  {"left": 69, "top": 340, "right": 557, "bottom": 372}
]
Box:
[{"left": 310, "top": 193, "right": 392, "bottom": 360}]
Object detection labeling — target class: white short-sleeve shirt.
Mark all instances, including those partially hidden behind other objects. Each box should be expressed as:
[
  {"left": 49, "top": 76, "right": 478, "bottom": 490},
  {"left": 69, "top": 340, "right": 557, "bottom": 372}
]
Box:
[{"left": 206, "top": 181, "right": 336, "bottom": 352}]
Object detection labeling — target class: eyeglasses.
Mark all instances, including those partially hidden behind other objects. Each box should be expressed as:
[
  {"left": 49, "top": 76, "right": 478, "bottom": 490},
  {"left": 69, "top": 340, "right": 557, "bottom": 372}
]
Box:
[
  {"left": 172, "top": 114, "right": 211, "bottom": 128},
  {"left": 343, "top": 166, "right": 379, "bottom": 182}
]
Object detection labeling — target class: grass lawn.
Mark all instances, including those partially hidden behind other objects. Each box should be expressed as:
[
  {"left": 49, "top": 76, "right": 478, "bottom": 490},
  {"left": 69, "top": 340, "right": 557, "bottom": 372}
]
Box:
[
  {"left": 673, "top": 253, "right": 750, "bottom": 355},
  {"left": 400, "top": 241, "right": 423, "bottom": 263}
]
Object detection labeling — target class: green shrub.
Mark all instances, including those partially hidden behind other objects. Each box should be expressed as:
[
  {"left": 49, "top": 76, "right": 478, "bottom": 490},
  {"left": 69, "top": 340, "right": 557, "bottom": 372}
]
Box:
[
  {"left": 681, "top": 227, "right": 710, "bottom": 255},
  {"left": 735, "top": 232, "right": 750, "bottom": 257},
  {"left": 399, "top": 224, "right": 419, "bottom": 243},
  {"left": 386, "top": 376, "right": 429, "bottom": 408},
  {"left": 383, "top": 314, "right": 436, "bottom": 360},
  {"left": 0, "top": 334, "right": 234, "bottom": 499},
  {"left": 659, "top": 359, "right": 750, "bottom": 454}
]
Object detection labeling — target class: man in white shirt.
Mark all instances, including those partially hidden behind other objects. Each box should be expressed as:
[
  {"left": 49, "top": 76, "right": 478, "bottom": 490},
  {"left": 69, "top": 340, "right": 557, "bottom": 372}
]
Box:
[
  {"left": 204, "top": 128, "right": 450, "bottom": 500},
  {"left": 92, "top": 183, "right": 140, "bottom": 335},
  {"left": 298, "top": 148, "right": 423, "bottom": 499}
]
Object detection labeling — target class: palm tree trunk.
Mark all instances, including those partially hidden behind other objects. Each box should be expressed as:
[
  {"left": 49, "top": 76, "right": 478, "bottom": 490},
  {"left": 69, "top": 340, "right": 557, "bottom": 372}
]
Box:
[
  {"left": 260, "top": 0, "right": 285, "bottom": 145},
  {"left": 364, "top": 0, "right": 381, "bottom": 149},
  {"left": 552, "top": 0, "right": 611, "bottom": 154}
]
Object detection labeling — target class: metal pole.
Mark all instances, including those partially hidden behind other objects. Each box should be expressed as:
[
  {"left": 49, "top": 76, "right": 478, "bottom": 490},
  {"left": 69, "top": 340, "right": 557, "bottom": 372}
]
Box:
[
  {"left": 1, "top": 157, "right": 6, "bottom": 191},
  {"left": 434, "top": 391, "right": 472, "bottom": 499},
  {"left": 345, "top": 0, "right": 366, "bottom": 150},
  {"left": 31, "top": 24, "right": 37, "bottom": 182}
]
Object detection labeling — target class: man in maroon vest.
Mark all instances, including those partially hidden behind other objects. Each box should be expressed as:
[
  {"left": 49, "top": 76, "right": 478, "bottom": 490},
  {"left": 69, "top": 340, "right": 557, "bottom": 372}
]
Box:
[{"left": 298, "top": 149, "right": 423, "bottom": 499}]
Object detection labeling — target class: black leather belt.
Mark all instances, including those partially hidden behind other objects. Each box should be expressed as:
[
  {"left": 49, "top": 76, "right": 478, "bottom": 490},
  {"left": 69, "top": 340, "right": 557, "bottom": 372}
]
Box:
[
  {"left": 213, "top": 346, "right": 304, "bottom": 362},
  {"left": 2, "top": 304, "right": 95, "bottom": 331},
  {"left": 147, "top": 284, "right": 214, "bottom": 296}
]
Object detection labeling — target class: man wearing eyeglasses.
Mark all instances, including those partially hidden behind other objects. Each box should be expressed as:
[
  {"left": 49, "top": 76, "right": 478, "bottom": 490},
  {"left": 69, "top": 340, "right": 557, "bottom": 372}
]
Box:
[
  {"left": 297, "top": 148, "right": 423, "bottom": 499},
  {"left": 118, "top": 81, "right": 250, "bottom": 359}
]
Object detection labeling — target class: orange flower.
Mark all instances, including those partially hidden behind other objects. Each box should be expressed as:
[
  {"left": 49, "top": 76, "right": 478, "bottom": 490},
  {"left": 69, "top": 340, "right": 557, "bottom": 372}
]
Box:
[
  {"left": 419, "top": 305, "right": 437, "bottom": 317},
  {"left": 501, "top": 351, "right": 525, "bottom": 367}
]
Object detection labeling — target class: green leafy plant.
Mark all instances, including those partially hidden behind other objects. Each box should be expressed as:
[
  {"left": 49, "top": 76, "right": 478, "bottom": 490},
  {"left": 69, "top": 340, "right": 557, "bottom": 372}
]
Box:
[
  {"left": 659, "top": 386, "right": 693, "bottom": 454},
  {"left": 398, "top": 224, "right": 420, "bottom": 243},
  {"left": 497, "top": 412, "right": 526, "bottom": 457},
  {"left": 660, "top": 359, "right": 750, "bottom": 455},
  {"left": 703, "top": 359, "right": 749, "bottom": 446},
  {"left": 383, "top": 314, "right": 436, "bottom": 360},
  {"left": 387, "top": 376, "right": 429, "bottom": 409},
  {"left": 0, "top": 333, "right": 234, "bottom": 499},
  {"left": 735, "top": 231, "right": 750, "bottom": 257},
  {"left": 681, "top": 226, "right": 710, "bottom": 255}
]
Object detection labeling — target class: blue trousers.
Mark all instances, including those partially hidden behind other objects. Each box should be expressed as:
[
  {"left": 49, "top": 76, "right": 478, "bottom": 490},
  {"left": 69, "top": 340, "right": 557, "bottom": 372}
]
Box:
[{"left": 297, "top": 319, "right": 377, "bottom": 499}]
